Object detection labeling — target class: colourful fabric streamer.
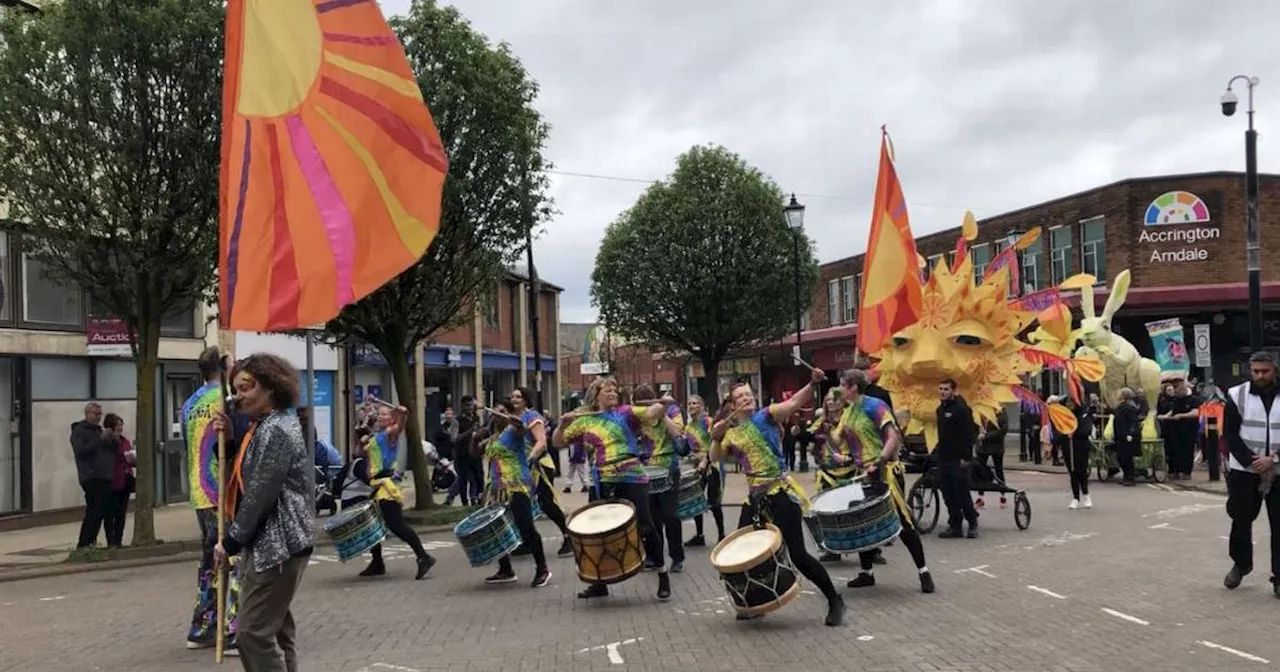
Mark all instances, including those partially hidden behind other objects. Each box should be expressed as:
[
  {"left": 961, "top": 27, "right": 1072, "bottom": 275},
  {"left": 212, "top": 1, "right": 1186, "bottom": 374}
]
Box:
[
  {"left": 218, "top": 0, "right": 448, "bottom": 331},
  {"left": 1145, "top": 318, "right": 1190, "bottom": 380}
]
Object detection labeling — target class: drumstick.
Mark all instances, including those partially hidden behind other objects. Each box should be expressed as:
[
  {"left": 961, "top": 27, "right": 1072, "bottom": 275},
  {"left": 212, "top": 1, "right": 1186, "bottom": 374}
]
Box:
[
  {"left": 484, "top": 407, "right": 519, "bottom": 421},
  {"left": 367, "top": 395, "right": 405, "bottom": 412},
  {"left": 791, "top": 352, "right": 823, "bottom": 375}
]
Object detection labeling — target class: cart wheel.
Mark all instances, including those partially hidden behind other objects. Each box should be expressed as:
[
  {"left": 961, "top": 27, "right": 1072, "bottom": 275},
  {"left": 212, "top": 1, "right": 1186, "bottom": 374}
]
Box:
[
  {"left": 908, "top": 479, "right": 939, "bottom": 534},
  {"left": 1013, "top": 492, "right": 1031, "bottom": 530},
  {"left": 1149, "top": 459, "right": 1168, "bottom": 484},
  {"left": 1094, "top": 465, "right": 1111, "bottom": 483}
]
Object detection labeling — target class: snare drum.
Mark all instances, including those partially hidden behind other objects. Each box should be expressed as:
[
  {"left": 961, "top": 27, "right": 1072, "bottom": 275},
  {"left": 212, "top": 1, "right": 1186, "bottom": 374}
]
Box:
[
  {"left": 454, "top": 504, "right": 521, "bottom": 567},
  {"left": 675, "top": 467, "right": 709, "bottom": 520},
  {"left": 643, "top": 466, "right": 673, "bottom": 494},
  {"left": 566, "top": 499, "right": 645, "bottom": 584},
  {"left": 323, "top": 501, "right": 387, "bottom": 562},
  {"left": 809, "top": 482, "right": 901, "bottom": 553},
  {"left": 710, "top": 524, "right": 800, "bottom": 617}
]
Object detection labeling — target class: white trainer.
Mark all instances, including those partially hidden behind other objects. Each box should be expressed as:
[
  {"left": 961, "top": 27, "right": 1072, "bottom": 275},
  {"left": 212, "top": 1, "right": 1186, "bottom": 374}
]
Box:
[
  {"left": 1082, "top": 495, "right": 1093, "bottom": 509},
  {"left": 1068, "top": 499, "right": 1079, "bottom": 510}
]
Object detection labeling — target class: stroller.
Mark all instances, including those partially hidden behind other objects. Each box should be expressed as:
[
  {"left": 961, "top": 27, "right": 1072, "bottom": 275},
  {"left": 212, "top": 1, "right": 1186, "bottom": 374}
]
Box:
[
  {"left": 314, "top": 464, "right": 342, "bottom": 516},
  {"left": 422, "top": 440, "right": 457, "bottom": 492}
]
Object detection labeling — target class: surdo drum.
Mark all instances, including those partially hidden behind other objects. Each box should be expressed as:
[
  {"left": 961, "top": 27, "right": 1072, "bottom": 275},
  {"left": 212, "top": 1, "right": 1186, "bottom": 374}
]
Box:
[
  {"left": 323, "top": 501, "right": 388, "bottom": 562},
  {"left": 566, "top": 499, "right": 645, "bottom": 585},
  {"left": 642, "top": 466, "right": 673, "bottom": 494},
  {"left": 453, "top": 504, "right": 522, "bottom": 567},
  {"left": 808, "top": 481, "right": 901, "bottom": 554},
  {"left": 710, "top": 524, "right": 801, "bottom": 617},
  {"left": 675, "top": 467, "right": 709, "bottom": 520}
]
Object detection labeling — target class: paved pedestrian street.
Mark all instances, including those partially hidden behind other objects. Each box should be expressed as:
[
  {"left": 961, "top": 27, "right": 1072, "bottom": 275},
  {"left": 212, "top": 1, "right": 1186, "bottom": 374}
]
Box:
[{"left": 1, "top": 471, "right": 1276, "bottom": 672}]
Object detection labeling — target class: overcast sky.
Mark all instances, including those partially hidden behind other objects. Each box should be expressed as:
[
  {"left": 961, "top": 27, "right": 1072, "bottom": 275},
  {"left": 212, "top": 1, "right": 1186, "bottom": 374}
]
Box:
[{"left": 381, "top": 0, "right": 1278, "bottom": 324}]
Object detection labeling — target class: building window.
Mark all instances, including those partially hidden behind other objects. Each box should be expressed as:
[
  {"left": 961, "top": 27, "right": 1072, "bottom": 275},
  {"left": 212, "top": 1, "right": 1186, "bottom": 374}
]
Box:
[
  {"left": 95, "top": 360, "right": 137, "bottom": 400},
  {"left": 1080, "top": 216, "right": 1106, "bottom": 283},
  {"left": 971, "top": 244, "right": 990, "bottom": 285},
  {"left": 160, "top": 302, "right": 197, "bottom": 337},
  {"left": 1020, "top": 233, "right": 1042, "bottom": 293},
  {"left": 926, "top": 254, "right": 943, "bottom": 280},
  {"left": 31, "top": 357, "right": 91, "bottom": 400},
  {"left": 0, "top": 233, "right": 9, "bottom": 323},
  {"left": 483, "top": 287, "right": 500, "bottom": 330},
  {"left": 840, "top": 275, "right": 855, "bottom": 324},
  {"left": 854, "top": 273, "right": 863, "bottom": 320},
  {"left": 22, "top": 250, "right": 82, "bottom": 327},
  {"left": 1050, "top": 226, "right": 1071, "bottom": 285},
  {"left": 799, "top": 309, "right": 810, "bottom": 331},
  {"left": 827, "top": 279, "right": 840, "bottom": 325}
]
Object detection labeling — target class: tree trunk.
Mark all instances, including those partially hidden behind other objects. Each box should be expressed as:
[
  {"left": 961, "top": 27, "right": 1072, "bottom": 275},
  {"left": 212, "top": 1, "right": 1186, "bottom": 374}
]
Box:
[
  {"left": 131, "top": 323, "right": 161, "bottom": 546},
  {"left": 388, "top": 349, "right": 435, "bottom": 510},
  {"left": 699, "top": 356, "right": 722, "bottom": 413}
]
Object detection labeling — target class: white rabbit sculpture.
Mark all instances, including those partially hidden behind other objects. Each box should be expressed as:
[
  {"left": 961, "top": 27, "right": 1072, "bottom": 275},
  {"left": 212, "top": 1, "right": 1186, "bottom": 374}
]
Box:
[{"left": 1074, "top": 269, "right": 1162, "bottom": 441}]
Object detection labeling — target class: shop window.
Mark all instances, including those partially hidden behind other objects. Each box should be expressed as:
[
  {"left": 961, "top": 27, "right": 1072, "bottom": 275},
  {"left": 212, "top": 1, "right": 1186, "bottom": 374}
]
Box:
[
  {"left": 31, "top": 358, "right": 91, "bottom": 400},
  {"left": 839, "top": 275, "right": 855, "bottom": 324},
  {"left": 483, "top": 286, "right": 500, "bottom": 330},
  {"left": 971, "top": 244, "right": 991, "bottom": 284},
  {"left": 1081, "top": 216, "right": 1106, "bottom": 283},
  {"left": 22, "top": 250, "right": 82, "bottom": 327},
  {"left": 1050, "top": 226, "right": 1072, "bottom": 285},
  {"left": 95, "top": 360, "right": 137, "bottom": 400},
  {"left": 0, "top": 232, "right": 11, "bottom": 322},
  {"left": 1021, "top": 234, "right": 1042, "bottom": 292},
  {"left": 827, "top": 279, "right": 840, "bottom": 326}
]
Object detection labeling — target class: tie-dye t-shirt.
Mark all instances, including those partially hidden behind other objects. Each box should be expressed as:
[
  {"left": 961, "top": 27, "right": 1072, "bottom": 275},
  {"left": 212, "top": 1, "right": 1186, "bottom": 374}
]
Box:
[
  {"left": 835, "top": 395, "right": 896, "bottom": 467},
  {"left": 365, "top": 430, "right": 399, "bottom": 477},
  {"left": 485, "top": 421, "right": 535, "bottom": 497},
  {"left": 721, "top": 406, "right": 789, "bottom": 495},
  {"left": 182, "top": 382, "right": 221, "bottom": 510},
  {"left": 685, "top": 413, "right": 712, "bottom": 455},
  {"left": 561, "top": 406, "right": 646, "bottom": 483},
  {"left": 639, "top": 404, "right": 685, "bottom": 470},
  {"left": 811, "top": 416, "right": 843, "bottom": 470}
]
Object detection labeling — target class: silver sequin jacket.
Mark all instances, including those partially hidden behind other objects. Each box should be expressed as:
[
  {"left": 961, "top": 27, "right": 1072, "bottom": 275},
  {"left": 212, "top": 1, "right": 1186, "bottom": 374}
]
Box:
[{"left": 223, "top": 410, "right": 315, "bottom": 572}]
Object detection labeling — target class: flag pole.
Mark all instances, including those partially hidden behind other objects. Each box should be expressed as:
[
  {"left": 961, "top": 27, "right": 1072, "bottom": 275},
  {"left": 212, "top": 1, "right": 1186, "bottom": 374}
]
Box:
[{"left": 215, "top": 353, "right": 230, "bottom": 664}]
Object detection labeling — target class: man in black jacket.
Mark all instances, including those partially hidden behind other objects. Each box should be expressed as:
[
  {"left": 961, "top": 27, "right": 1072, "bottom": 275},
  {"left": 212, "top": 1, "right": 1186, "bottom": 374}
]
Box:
[
  {"left": 71, "top": 402, "right": 113, "bottom": 548},
  {"left": 934, "top": 379, "right": 979, "bottom": 539}
]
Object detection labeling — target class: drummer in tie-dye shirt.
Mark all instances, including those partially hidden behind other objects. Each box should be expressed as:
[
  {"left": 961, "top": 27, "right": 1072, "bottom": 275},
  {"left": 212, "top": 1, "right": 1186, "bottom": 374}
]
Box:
[
  {"left": 507, "top": 387, "right": 574, "bottom": 559},
  {"left": 552, "top": 376, "right": 676, "bottom": 602},
  {"left": 479, "top": 400, "right": 552, "bottom": 588},
  {"left": 710, "top": 367, "right": 845, "bottom": 627},
  {"left": 683, "top": 394, "right": 724, "bottom": 546},
  {"left": 633, "top": 385, "right": 688, "bottom": 572},
  {"left": 833, "top": 369, "right": 934, "bottom": 595}
]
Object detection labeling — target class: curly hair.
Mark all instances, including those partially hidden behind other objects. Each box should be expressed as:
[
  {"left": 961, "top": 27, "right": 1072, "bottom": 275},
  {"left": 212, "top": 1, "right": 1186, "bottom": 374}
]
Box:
[{"left": 233, "top": 353, "right": 301, "bottom": 410}]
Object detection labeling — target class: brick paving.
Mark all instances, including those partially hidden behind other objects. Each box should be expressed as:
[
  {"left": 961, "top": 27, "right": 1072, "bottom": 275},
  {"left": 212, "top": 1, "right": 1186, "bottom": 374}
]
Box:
[{"left": 0, "top": 470, "right": 1275, "bottom": 671}]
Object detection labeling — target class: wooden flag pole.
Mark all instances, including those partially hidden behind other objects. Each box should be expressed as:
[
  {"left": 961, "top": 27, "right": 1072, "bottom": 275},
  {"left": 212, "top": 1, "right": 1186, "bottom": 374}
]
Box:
[{"left": 214, "top": 354, "right": 230, "bottom": 664}]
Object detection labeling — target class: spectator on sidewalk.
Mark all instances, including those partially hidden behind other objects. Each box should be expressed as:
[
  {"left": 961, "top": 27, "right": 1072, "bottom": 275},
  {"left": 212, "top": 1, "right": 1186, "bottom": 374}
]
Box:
[
  {"left": 103, "top": 413, "right": 136, "bottom": 548},
  {"left": 71, "top": 402, "right": 112, "bottom": 548}
]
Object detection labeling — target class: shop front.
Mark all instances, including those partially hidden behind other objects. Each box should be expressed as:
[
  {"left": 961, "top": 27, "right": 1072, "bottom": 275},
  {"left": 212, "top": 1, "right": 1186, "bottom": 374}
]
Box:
[{"left": 685, "top": 357, "right": 762, "bottom": 405}]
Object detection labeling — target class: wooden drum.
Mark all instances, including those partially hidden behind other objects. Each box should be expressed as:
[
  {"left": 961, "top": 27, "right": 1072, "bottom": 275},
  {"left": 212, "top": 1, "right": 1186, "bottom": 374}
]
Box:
[
  {"left": 710, "top": 523, "right": 800, "bottom": 617},
  {"left": 566, "top": 499, "right": 645, "bottom": 585}
]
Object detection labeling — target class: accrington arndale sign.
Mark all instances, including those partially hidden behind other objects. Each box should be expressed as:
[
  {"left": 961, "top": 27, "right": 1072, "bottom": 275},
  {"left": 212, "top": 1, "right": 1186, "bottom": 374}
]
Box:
[{"left": 1139, "top": 190, "right": 1219, "bottom": 263}]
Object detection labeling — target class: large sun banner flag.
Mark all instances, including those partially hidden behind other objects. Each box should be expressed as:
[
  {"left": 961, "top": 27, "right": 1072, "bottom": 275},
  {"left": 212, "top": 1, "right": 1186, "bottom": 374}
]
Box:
[
  {"left": 218, "top": 0, "right": 449, "bottom": 331},
  {"left": 857, "top": 129, "right": 923, "bottom": 355}
]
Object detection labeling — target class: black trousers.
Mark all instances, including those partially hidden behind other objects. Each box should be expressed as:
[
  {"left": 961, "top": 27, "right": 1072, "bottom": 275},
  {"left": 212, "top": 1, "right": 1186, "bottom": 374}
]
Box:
[
  {"left": 736, "top": 491, "right": 838, "bottom": 601},
  {"left": 499, "top": 492, "right": 547, "bottom": 573},
  {"left": 104, "top": 480, "right": 132, "bottom": 547},
  {"left": 1116, "top": 439, "right": 1139, "bottom": 482},
  {"left": 534, "top": 466, "right": 570, "bottom": 535},
  {"left": 589, "top": 480, "right": 659, "bottom": 584},
  {"left": 646, "top": 472, "right": 684, "bottom": 565},
  {"left": 371, "top": 500, "right": 430, "bottom": 563},
  {"left": 1063, "top": 439, "right": 1090, "bottom": 499},
  {"left": 451, "top": 455, "right": 484, "bottom": 505},
  {"left": 975, "top": 452, "right": 1005, "bottom": 496},
  {"left": 77, "top": 479, "right": 112, "bottom": 548},
  {"left": 1226, "top": 469, "right": 1280, "bottom": 581},
  {"left": 695, "top": 467, "right": 725, "bottom": 539},
  {"left": 937, "top": 461, "right": 978, "bottom": 531}
]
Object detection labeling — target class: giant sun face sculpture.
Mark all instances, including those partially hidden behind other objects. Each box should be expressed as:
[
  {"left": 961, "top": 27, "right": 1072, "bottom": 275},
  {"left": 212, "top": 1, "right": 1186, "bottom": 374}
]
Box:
[{"left": 870, "top": 226, "right": 1103, "bottom": 450}]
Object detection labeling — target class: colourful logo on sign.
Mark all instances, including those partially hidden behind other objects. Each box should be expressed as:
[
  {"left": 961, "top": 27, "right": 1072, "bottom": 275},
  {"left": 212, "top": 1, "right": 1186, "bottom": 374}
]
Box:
[{"left": 1144, "top": 191, "right": 1210, "bottom": 226}]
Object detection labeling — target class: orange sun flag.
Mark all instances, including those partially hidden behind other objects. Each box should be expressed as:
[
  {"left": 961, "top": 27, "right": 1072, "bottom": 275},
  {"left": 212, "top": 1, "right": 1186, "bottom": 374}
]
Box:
[
  {"left": 857, "top": 128, "right": 922, "bottom": 354},
  {"left": 218, "top": 0, "right": 448, "bottom": 332}
]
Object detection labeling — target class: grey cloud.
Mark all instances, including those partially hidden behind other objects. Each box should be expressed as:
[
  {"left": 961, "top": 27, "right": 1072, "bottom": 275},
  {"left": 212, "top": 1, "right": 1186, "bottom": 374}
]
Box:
[{"left": 381, "top": 0, "right": 1278, "bottom": 323}]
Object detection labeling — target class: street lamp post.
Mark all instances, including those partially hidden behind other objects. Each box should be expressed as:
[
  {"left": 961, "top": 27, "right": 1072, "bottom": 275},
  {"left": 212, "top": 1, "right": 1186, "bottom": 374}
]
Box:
[
  {"left": 784, "top": 194, "right": 807, "bottom": 363},
  {"left": 1221, "top": 75, "right": 1262, "bottom": 351}
]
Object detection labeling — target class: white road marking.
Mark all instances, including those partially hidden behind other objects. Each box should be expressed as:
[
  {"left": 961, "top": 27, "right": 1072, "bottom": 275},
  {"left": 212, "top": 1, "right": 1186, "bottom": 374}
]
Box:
[
  {"left": 361, "top": 663, "right": 422, "bottom": 672},
  {"left": 1198, "top": 641, "right": 1270, "bottom": 664},
  {"left": 1142, "top": 503, "right": 1216, "bottom": 519},
  {"left": 1101, "top": 608, "right": 1149, "bottom": 625},
  {"left": 1148, "top": 523, "right": 1186, "bottom": 532},
  {"left": 857, "top": 635, "right": 875, "bottom": 641},
  {"left": 955, "top": 564, "right": 997, "bottom": 578},
  {"left": 38, "top": 596, "right": 66, "bottom": 602},
  {"left": 577, "top": 638, "right": 644, "bottom": 665},
  {"left": 1036, "top": 531, "right": 1096, "bottom": 547},
  {"left": 1026, "top": 585, "right": 1067, "bottom": 600}
]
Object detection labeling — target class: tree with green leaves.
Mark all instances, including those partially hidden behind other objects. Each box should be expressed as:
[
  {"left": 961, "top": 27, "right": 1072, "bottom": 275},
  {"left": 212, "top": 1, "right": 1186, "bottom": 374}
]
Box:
[
  {"left": 0, "top": 0, "right": 223, "bottom": 543},
  {"left": 591, "top": 145, "right": 818, "bottom": 409},
  {"left": 317, "top": 0, "right": 551, "bottom": 510}
]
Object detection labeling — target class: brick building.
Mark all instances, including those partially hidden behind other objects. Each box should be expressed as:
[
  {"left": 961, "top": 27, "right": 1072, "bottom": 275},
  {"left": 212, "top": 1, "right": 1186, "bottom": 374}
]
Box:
[{"left": 770, "top": 171, "right": 1280, "bottom": 397}]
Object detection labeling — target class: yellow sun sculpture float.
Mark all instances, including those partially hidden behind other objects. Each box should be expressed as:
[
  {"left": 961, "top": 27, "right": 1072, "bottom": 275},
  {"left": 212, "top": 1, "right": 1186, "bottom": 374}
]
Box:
[{"left": 870, "top": 215, "right": 1105, "bottom": 450}]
